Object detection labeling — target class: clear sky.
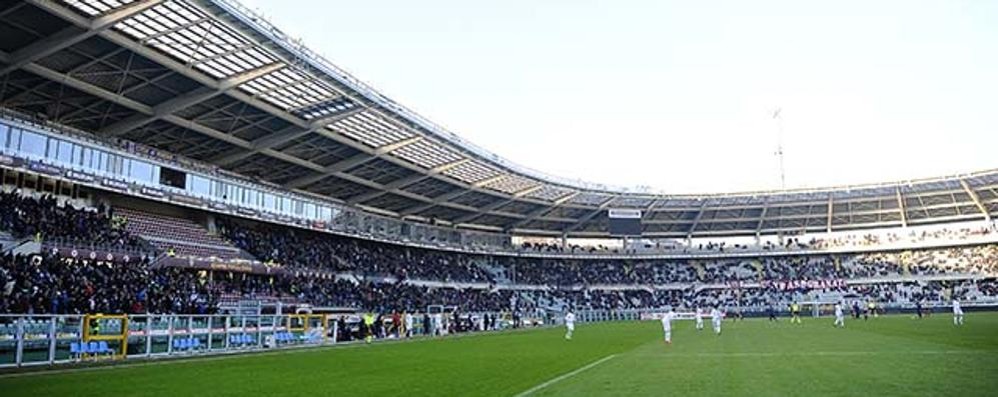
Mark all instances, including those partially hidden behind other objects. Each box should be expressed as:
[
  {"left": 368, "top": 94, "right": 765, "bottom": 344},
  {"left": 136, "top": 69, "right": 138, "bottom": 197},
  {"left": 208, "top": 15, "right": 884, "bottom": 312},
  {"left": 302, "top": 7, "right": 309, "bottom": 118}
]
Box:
[{"left": 237, "top": 0, "right": 997, "bottom": 194}]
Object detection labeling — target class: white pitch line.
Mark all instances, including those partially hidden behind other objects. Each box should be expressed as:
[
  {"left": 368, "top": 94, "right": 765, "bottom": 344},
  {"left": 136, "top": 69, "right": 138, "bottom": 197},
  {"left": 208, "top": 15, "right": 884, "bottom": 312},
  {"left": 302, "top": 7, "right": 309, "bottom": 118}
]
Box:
[
  {"left": 636, "top": 350, "right": 997, "bottom": 358},
  {"left": 513, "top": 354, "right": 617, "bottom": 397}
]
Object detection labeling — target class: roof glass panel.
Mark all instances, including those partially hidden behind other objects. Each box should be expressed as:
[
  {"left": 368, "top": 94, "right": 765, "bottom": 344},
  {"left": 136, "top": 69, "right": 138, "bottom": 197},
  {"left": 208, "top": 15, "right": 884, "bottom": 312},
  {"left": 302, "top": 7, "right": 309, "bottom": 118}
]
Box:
[
  {"left": 392, "top": 138, "right": 463, "bottom": 169},
  {"left": 568, "top": 192, "right": 612, "bottom": 206},
  {"left": 613, "top": 196, "right": 655, "bottom": 207},
  {"left": 442, "top": 160, "right": 502, "bottom": 184},
  {"left": 113, "top": 1, "right": 278, "bottom": 79},
  {"left": 526, "top": 185, "right": 575, "bottom": 202},
  {"left": 484, "top": 175, "right": 538, "bottom": 194},
  {"left": 239, "top": 67, "right": 354, "bottom": 119},
  {"left": 332, "top": 111, "right": 414, "bottom": 148},
  {"left": 64, "top": 0, "right": 139, "bottom": 16}
]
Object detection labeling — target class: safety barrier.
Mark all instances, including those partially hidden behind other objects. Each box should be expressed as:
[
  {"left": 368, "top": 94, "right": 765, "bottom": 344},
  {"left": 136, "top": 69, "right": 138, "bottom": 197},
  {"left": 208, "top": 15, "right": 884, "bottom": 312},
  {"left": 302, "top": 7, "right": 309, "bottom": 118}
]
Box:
[{"left": 0, "top": 314, "right": 338, "bottom": 368}]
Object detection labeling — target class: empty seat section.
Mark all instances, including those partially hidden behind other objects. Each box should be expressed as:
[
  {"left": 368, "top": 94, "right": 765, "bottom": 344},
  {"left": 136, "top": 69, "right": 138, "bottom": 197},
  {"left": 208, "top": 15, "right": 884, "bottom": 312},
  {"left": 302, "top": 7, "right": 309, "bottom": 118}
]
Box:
[{"left": 116, "top": 208, "right": 248, "bottom": 260}]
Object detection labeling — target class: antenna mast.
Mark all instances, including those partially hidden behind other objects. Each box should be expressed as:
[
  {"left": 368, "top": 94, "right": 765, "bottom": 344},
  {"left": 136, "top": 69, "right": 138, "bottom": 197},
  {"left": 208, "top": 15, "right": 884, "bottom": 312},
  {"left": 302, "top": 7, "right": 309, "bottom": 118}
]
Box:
[{"left": 773, "top": 108, "right": 786, "bottom": 189}]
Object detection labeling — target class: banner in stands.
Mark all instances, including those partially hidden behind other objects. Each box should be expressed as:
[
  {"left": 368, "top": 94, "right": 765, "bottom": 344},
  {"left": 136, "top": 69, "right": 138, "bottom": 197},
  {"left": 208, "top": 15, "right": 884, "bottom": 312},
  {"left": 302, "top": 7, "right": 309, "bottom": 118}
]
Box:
[
  {"left": 640, "top": 312, "right": 698, "bottom": 321},
  {"left": 0, "top": 154, "right": 23, "bottom": 167},
  {"left": 170, "top": 193, "right": 203, "bottom": 206},
  {"left": 64, "top": 170, "right": 95, "bottom": 183},
  {"left": 154, "top": 256, "right": 285, "bottom": 276},
  {"left": 140, "top": 186, "right": 165, "bottom": 198},
  {"left": 100, "top": 177, "right": 130, "bottom": 191},
  {"left": 761, "top": 279, "right": 847, "bottom": 291},
  {"left": 28, "top": 161, "right": 62, "bottom": 175},
  {"left": 46, "top": 246, "right": 141, "bottom": 263}
]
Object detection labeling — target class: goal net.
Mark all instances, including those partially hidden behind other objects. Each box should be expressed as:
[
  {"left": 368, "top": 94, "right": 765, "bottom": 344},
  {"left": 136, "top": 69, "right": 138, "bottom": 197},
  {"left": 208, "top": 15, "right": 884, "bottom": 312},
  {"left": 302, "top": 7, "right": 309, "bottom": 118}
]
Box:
[{"left": 799, "top": 301, "right": 840, "bottom": 318}]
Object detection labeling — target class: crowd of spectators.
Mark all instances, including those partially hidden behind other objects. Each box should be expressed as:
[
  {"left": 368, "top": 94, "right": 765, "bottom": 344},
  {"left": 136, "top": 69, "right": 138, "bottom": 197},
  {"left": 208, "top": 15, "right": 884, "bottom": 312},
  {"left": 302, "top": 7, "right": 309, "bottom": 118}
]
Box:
[
  {"left": 510, "top": 278, "right": 998, "bottom": 312},
  {"left": 4, "top": 249, "right": 998, "bottom": 315},
  {"left": 498, "top": 245, "right": 998, "bottom": 287},
  {"left": 3, "top": 192, "right": 998, "bottom": 317},
  {"left": 219, "top": 218, "right": 493, "bottom": 283},
  {"left": 0, "top": 253, "right": 212, "bottom": 314},
  {"left": 810, "top": 226, "right": 994, "bottom": 250},
  {"left": 517, "top": 225, "right": 995, "bottom": 256},
  {"left": 0, "top": 252, "right": 521, "bottom": 315},
  {"left": 0, "top": 191, "right": 143, "bottom": 250}
]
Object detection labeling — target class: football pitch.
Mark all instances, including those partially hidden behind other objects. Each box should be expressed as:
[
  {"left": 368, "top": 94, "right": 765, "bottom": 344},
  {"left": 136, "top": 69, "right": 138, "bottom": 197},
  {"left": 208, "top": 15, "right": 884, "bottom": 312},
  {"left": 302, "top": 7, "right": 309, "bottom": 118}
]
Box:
[{"left": 2, "top": 313, "right": 997, "bottom": 396}]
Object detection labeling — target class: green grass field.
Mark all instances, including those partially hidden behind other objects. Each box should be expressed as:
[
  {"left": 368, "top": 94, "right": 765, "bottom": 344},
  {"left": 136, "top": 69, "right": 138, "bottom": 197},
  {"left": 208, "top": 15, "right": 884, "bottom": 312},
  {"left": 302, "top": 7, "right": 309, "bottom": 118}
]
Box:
[{"left": 2, "top": 313, "right": 998, "bottom": 396}]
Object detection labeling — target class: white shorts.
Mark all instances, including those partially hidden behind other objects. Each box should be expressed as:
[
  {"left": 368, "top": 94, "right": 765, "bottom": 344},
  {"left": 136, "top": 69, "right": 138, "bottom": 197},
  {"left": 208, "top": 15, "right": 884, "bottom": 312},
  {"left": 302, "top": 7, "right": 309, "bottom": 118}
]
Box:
[{"left": 566, "top": 323, "right": 575, "bottom": 331}]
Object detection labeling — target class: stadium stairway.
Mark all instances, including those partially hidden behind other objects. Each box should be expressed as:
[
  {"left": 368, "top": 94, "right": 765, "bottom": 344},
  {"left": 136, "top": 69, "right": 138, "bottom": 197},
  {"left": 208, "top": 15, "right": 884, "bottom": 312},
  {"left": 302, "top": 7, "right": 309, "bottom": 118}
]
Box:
[
  {"left": 0, "top": 231, "right": 18, "bottom": 252},
  {"left": 475, "top": 258, "right": 512, "bottom": 284}
]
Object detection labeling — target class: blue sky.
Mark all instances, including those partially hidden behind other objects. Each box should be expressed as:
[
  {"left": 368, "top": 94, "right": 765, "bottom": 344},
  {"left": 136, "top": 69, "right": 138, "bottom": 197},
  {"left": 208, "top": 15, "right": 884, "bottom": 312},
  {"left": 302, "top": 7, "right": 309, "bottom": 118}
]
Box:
[{"left": 238, "top": 0, "right": 998, "bottom": 194}]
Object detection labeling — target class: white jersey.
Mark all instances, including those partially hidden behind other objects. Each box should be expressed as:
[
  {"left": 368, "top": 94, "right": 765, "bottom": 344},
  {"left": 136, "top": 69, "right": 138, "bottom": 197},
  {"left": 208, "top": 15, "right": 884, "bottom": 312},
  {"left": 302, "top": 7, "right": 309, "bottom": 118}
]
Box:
[
  {"left": 710, "top": 309, "right": 722, "bottom": 322},
  {"left": 695, "top": 308, "right": 703, "bottom": 319},
  {"left": 953, "top": 300, "right": 963, "bottom": 314},
  {"left": 565, "top": 313, "right": 576, "bottom": 325},
  {"left": 835, "top": 304, "right": 843, "bottom": 317},
  {"left": 661, "top": 311, "right": 675, "bottom": 331},
  {"left": 404, "top": 313, "right": 413, "bottom": 330},
  {"left": 433, "top": 313, "right": 443, "bottom": 330}
]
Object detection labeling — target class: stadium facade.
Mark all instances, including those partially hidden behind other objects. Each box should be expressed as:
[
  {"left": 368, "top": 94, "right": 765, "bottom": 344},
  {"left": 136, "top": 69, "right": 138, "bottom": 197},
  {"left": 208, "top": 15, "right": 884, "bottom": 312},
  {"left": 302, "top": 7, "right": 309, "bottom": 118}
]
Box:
[{"left": 0, "top": 0, "right": 995, "bottom": 248}]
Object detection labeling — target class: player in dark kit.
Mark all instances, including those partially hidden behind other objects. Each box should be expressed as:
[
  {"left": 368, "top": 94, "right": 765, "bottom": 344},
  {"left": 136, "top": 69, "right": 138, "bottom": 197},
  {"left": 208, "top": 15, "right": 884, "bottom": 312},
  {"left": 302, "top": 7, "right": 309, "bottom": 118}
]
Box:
[{"left": 767, "top": 304, "right": 777, "bottom": 321}]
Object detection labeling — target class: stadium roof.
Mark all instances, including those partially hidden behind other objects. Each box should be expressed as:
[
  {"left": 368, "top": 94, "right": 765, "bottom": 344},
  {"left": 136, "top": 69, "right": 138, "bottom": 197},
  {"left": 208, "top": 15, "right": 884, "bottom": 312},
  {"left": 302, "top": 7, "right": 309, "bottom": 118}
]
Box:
[{"left": 1, "top": 0, "right": 997, "bottom": 238}]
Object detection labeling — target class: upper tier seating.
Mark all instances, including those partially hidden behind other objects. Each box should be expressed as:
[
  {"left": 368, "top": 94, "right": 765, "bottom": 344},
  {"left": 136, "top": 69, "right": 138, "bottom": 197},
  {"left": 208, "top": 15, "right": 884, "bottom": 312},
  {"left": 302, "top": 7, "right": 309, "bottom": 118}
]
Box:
[{"left": 116, "top": 208, "right": 249, "bottom": 260}]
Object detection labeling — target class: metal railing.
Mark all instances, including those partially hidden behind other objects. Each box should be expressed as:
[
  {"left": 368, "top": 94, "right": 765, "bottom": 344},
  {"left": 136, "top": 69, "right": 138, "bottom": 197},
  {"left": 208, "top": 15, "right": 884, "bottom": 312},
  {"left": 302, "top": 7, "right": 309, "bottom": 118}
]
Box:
[
  {"left": 0, "top": 311, "right": 530, "bottom": 369},
  {"left": 0, "top": 314, "right": 330, "bottom": 368}
]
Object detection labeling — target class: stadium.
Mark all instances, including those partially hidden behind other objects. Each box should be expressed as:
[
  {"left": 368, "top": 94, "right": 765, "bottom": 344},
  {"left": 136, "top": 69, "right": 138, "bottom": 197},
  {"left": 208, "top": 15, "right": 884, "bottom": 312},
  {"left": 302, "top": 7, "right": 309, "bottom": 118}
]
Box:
[{"left": 0, "top": 0, "right": 997, "bottom": 396}]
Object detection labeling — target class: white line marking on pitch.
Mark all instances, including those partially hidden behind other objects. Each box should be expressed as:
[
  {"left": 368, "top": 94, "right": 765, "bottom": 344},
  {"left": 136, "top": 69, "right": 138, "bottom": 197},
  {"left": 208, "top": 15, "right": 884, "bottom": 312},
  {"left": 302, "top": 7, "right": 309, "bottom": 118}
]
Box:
[
  {"left": 513, "top": 354, "right": 618, "bottom": 397},
  {"left": 636, "top": 350, "right": 996, "bottom": 358}
]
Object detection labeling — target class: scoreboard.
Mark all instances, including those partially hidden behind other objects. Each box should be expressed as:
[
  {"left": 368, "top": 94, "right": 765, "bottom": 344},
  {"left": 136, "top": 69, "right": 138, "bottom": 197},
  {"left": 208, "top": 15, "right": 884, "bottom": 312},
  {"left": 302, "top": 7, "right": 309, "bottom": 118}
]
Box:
[{"left": 608, "top": 208, "right": 642, "bottom": 236}]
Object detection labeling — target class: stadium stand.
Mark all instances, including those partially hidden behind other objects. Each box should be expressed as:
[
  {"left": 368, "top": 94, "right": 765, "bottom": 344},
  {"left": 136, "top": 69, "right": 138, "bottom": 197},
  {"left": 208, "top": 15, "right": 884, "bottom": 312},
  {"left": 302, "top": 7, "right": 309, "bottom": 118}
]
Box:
[
  {"left": 115, "top": 208, "right": 248, "bottom": 260},
  {"left": 218, "top": 217, "right": 495, "bottom": 282},
  {"left": 0, "top": 190, "right": 145, "bottom": 251},
  {"left": 3, "top": 193, "right": 997, "bottom": 317}
]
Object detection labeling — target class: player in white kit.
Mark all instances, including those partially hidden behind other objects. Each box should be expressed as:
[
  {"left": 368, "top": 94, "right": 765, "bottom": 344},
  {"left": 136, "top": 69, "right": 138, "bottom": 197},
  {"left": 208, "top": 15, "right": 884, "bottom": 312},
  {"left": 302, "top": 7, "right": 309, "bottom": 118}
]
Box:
[
  {"left": 833, "top": 302, "right": 845, "bottom": 328},
  {"left": 564, "top": 311, "right": 576, "bottom": 339},
  {"left": 710, "top": 307, "right": 722, "bottom": 335},
  {"left": 952, "top": 299, "right": 964, "bottom": 326},
  {"left": 661, "top": 308, "right": 676, "bottom": 344},
  {"left": 695, "top": 307, "right": 704, "bottom": 331},
  {"left": 404, "top": 312, "right": 414, "bottom": 338}
]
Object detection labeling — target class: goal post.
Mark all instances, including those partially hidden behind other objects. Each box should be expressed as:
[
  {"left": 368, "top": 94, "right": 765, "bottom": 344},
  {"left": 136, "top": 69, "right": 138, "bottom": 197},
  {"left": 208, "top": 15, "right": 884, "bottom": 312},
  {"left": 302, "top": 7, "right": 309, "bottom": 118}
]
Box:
[{"left": 800, "top": 301, "right": 839, "bottom": 318}]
